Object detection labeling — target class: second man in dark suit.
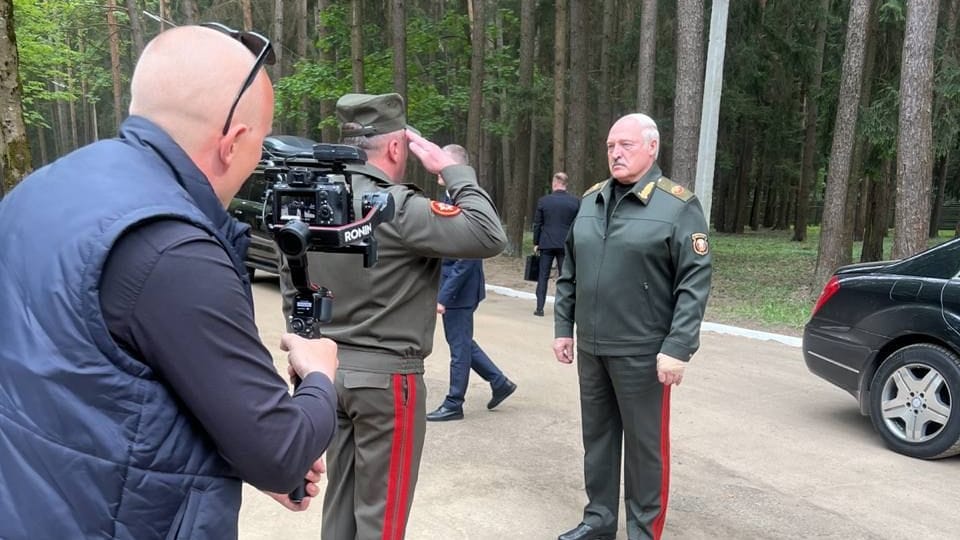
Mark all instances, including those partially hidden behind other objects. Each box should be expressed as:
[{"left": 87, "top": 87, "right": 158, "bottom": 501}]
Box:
[
  {"left": 533, "top": 172, "right": 580, "bottom": 316},
  {"left": 427, "top": 145, "right": 517, "bottom": 422}
]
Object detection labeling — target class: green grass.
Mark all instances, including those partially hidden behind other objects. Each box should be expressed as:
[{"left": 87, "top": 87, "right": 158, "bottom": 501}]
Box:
[{"left": 706, "top": 230, "right": 819, "bottom": 335}]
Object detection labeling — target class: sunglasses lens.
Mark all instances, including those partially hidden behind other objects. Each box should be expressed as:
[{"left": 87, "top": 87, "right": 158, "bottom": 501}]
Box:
[{"left": 240, "top": 33, "right": 275, "bottom": 65}]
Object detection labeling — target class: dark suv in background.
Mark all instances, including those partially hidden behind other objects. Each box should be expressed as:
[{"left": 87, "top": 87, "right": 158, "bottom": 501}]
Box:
[{"left": 229, "top": 135, "right": 316, "bottom": 279}]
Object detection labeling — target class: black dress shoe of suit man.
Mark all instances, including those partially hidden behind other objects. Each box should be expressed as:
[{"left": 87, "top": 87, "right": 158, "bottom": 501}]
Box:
[
  {"left": 487, "top": 380, "right": 517, "bottom": 410},
  {"left": 426, "top": 406, "right": 463, "bottom": 422},
  {"left": 558, "top": 523, "right": 616, "bottom": 540}
]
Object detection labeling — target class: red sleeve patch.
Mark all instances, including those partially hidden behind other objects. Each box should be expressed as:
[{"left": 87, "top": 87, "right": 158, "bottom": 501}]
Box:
[{"left": 430, "top": 200, "right": 462, "bottom": 217}]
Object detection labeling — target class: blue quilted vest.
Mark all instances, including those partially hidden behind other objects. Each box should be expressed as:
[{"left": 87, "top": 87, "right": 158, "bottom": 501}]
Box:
[{"left": 0, "top": 117, "right": 252, "bottom": 539}]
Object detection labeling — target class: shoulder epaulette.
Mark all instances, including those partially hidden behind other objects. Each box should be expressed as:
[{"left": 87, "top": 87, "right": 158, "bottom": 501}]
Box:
[
  {"left": 583, "top": 180, "right": 608, "bottom": 198},
  {"left": 655, "top": 177, "right": 694, "bottom": 202}
]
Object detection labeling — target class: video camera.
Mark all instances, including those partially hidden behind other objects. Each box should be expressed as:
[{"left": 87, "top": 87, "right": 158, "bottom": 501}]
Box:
[{"left": 262, "top": 143, "right": 396, "bottom": 339}]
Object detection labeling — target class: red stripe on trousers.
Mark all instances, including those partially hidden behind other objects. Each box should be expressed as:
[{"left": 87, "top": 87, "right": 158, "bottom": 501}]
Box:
[
  {"left": 382, "top": 374, "right": 415, "bottom": 540},
  {"left": 651, "top": 385, "right": 672, "bottom": 540}
]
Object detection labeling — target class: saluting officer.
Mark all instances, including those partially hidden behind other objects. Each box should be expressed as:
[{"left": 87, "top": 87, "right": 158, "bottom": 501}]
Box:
[
  {"left": 279, "top": 93, "right": 507, "bottom": 540},
  {"left": 553, "top": 113, "right": 712, "bottom": 540}
]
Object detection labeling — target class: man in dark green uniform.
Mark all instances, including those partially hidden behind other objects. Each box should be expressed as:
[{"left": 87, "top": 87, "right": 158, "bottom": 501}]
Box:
[
  {"left": 553, "top": 113, "right": 712, "bottom": 540},
  {"left": 279, "top": 93, "right": 506, "bottom": 540}
]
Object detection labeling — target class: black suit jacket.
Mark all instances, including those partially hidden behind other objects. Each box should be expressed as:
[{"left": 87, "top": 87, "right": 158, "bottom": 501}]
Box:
[{"left": 533, "top": 190, "right": 579, "bottom": 250}]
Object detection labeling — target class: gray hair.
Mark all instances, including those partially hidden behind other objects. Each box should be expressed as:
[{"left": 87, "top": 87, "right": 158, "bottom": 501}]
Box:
[
  {"left": 625, "top": 113, "right": 660, "bottom": 158},
  {"left": 442, "top": 143, "right": 470, "bottom": 165}
]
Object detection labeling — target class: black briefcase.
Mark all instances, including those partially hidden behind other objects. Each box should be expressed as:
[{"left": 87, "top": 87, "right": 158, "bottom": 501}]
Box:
[{"left": 524, "top": 254, "right": 540, "bottom": 282}]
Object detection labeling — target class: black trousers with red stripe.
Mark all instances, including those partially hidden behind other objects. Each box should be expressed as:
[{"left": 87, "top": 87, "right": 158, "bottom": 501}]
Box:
[
  {"left": 576, "top": 351, "right": 671, "bottom": 540},
  {"left": 322, "top": 369, "right": 426, "bottom": 540}
]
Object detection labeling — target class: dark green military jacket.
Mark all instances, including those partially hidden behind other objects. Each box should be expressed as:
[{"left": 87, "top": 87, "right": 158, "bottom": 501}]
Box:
[
  {"left": 554, "top": 164, "right": 712, "bottom": 360},
  {"left": 280, "top": 163, "right": 506, "bottom": 372}
]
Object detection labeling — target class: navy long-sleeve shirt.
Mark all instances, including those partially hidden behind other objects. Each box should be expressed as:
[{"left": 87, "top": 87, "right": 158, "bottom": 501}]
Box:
[{"left": 100, "top": 219, "right": 336, "bottom": 492}]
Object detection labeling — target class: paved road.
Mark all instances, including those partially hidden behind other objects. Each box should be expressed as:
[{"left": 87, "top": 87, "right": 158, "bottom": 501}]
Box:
[{"left": 239, "top": 276, "right": 959, "bottom": 540}]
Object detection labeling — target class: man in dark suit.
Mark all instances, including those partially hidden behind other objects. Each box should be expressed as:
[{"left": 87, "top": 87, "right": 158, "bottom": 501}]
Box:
[
  {"left": 427, "top": 145, "right": 517, "bottom": 422},
  {"left": 533, "top": 172, "right": 580, "bottom": 316}
]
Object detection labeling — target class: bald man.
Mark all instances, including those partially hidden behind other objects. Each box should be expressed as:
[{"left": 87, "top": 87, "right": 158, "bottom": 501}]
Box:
[{"left": 0, "top": 24, "right": 339, "bottom": 539}]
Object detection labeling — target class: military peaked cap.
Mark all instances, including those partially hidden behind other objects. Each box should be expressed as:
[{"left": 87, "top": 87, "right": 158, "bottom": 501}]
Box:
[{"left": 336, "top": 93, "right": 413, "bottom": 137}]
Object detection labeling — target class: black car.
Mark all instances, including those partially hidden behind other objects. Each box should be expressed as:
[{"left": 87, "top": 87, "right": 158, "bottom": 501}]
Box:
[
  {"left": 229, "top": 135, "right": 316, "bottom": 279},
  {"left": 803, "top": 238, "right": 960, "bottom": 459}
]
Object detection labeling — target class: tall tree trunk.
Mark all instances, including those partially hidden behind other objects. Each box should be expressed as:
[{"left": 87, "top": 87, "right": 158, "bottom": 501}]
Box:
[
  {"left": 106, "top": 0, "right": 124, "bottom": 134},
  {"left": 565, "top": 0, "right": 587, "bottom": 195},
  {"left": 55, "top": 83, "right": 68, "bottom": 155},
  {"left": 892, "top": 0, "right": 938, "bottom": 259},
  {"left": 861, "top": 160, "right": 893, "bottom": 261},
  {"left": 637, "top": 0, "right": 658, "bottom": 113},
  {"left": 849, "top": 3, "right": 879, "bottom": 244},
  {"left": 814, "top": 0, "right": 872, "bottom": 291},
  {"left": 793, "top": 0, "right": 830, "bottom": 242},
  {"left": 749, "top": 179, "right": 762, "bottom": 230},
  {"left": 929, "top": 0, "right": 960, "bottom": 237},
  {"left": 390, "top": 0, "right": 407, "bottom": 98},
  {"left": 598, "top": 0, "right": 614, "bottom": 129},
  {"left": 672, "top": 0, "right": 704, "bottom": 186},
  {"left": 158, "top": 0, "right": 169, "bottom": 31},
  {"left": 496, "top": 8, "right": 510, "bottom": 211},
  {"left": 125, "top": 0, "right": 145, "bottom": 58},
  {"left": 181, "top": 0, "right": 198, "bottom": 25},
  {"left": 67, "top": 64, "right": 78, "bottom": 150},
  {"left": 316, "top": 0, "right": 336, "bottom": 142},
  {"left": 504, "top": 0, "right": 535, "bottom": 257},
  {"left": 273, "top": 0, "right": 284, "bottom": 82},
  {"left": 241, "top": 0, "right": 253, "bottom": 30},
  {"left": 297, "top": 0, "right": 309, "bottom": 135},
  {"left": 350, "top": 0, "right": 363, "bottom": 91},
  {"left": 552, "top": 0, "right": 567, "bottom": 175},
  {"left": 732, "top": 125, "right": 754, "bottom": 233},
  {"left": 481, "top": 95, "right": 496, "bottom": 201},
  {"left": 929, "top": 154, "right": 949, "bottom": 237},
  {"left": 0, "top": 0, "right": 32, "bottom": 197},
  {"left": 466, "top": 0, "right": 485, "bottom": 172}
]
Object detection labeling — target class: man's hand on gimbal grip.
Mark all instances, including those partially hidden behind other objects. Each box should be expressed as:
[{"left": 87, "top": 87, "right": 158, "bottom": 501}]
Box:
[{"left": 280, "top": 333, "right": 338, "bottom": 384}]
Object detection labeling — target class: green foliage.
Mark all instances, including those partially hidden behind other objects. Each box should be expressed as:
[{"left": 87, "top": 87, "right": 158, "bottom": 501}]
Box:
[
  {"left": 275, "top": 6, "right": 478, "bottom": 138},
  {"left": 13, "top": 0, "right": 114, "bottom": 128}
]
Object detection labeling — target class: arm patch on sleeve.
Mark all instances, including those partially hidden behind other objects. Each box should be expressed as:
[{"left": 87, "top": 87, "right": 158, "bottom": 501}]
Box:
[
  {"left": 692, "top": 233, "right": 710, "bottom": 255},
  {"left": 430, "top": 200, "right": 462, "bottom": 217}
]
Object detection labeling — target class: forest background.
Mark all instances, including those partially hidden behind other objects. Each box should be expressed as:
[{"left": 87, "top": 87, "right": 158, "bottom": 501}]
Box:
[{"left": 1, "top": 0, "right": 959, "bottom": 334}]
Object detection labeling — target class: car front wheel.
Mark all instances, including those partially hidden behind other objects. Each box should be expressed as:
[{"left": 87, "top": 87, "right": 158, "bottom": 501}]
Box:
[{"left": 869, "top": 343, "right": 960, "bottom": 459}]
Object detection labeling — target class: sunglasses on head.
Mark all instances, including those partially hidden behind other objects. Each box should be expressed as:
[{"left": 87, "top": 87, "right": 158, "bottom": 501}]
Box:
[{"left": 200, "top": 22, "right": 276, "bottom": 135}]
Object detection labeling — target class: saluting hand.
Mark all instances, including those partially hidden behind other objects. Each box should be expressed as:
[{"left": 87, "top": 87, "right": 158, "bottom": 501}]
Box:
[
  {"left": 406, "top": 129, "right": 456, "bottom": 174},
  {"left": 657, "top": 353, "right": 686, "bottom": 386},
  {"left": 553, "top": 337, "right": 574, "bottom": 364}
]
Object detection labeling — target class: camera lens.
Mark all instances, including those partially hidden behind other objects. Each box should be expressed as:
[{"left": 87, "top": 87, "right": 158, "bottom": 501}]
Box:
[{"left": 276, "top": 220, "right": 310, "bottom": 257}]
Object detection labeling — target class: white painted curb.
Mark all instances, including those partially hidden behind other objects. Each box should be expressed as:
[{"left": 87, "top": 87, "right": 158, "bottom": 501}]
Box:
[{"left": 485, "top": 284, "right": 802, "bottom": 349}]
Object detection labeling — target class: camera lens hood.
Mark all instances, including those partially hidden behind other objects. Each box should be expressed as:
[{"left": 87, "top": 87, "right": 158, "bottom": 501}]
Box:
[{"left": 276, "top": 220, "right": 311, "bottom": 258}]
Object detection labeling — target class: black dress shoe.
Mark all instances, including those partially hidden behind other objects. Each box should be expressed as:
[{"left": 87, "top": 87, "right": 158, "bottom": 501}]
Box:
[
  {"left": 425, "top": 405, "right": 463, "bottom": 422},
  {"left": 487, "top": 380, "right": 517, "bottom": 410},
  {"left": 533, "top": 309, "right": 544, "bottom": 316},
  {"left": 557, "top": 523, "right": 615, "bottom": 540}
]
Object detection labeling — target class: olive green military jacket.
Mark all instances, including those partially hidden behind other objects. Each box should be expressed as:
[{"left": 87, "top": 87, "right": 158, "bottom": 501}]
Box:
[
  {"left": 554, "top": 165, "right": 712, "bottom": 360},
  {"left": 281, "top": 163, "right": 506, "bottom": 372}
]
